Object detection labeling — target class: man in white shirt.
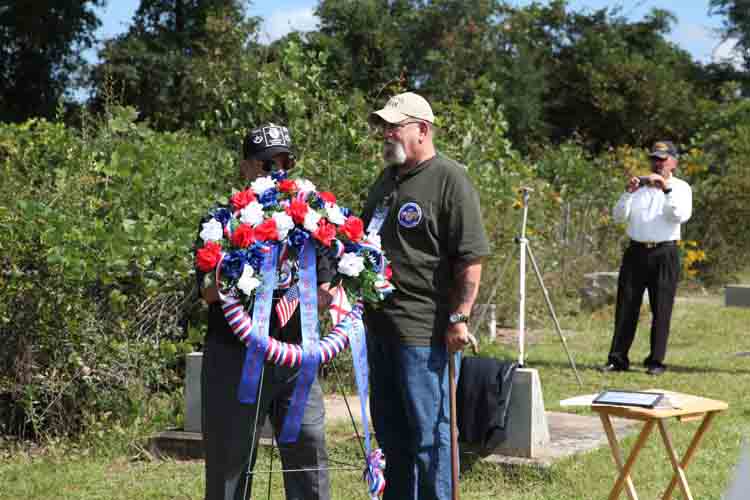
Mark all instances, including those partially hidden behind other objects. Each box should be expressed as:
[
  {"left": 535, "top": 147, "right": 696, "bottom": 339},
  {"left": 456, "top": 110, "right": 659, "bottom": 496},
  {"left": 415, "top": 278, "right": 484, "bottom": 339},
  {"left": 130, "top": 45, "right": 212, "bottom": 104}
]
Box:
[{"left": 600, "top": 141, "right": 693, "bottom": 376}]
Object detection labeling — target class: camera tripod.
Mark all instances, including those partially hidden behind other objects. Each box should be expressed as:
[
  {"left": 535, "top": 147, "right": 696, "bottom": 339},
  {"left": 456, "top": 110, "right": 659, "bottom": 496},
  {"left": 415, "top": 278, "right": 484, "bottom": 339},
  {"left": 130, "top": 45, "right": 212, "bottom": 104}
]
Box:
[{"left": 474, "top": 187, "right": 583, "bottom": 387}]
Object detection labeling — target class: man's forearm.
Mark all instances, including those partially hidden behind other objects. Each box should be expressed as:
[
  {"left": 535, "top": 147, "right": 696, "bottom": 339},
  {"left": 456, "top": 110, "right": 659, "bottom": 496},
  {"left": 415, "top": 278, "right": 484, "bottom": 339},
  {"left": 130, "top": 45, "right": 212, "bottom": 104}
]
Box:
[{"left": 451, "top": 258, "right": 482, "bottom": 315}]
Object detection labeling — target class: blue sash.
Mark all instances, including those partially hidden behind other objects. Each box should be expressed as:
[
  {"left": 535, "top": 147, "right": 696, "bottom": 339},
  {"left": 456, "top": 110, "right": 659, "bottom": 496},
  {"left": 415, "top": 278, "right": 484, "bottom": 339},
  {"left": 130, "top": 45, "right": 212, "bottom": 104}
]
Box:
[
  {"left": 348, "top": 314, "right": 372, "bottom": 453},
  {"left": 278, "top": 239, "right": 321, "bottom": 443},
  {"left": 238, "top": 245, "right": 278, "bottom": 403}
]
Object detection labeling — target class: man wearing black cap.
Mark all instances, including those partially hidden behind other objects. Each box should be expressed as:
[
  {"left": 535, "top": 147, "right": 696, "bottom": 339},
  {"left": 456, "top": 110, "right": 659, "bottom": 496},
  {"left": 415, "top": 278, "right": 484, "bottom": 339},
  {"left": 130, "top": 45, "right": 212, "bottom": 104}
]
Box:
[
  {"left": 600, "top": 140, "right": 693, "bottom": 376},
  {"left": 196, "top": 123, "right": 333, "bottom": 500}
]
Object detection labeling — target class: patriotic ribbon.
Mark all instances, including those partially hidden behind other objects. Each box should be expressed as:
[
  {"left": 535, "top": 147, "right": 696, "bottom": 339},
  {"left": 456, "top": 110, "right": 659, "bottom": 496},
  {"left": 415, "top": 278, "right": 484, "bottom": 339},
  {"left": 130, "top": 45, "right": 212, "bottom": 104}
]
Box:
[
  {"left": 358, "top": 241, "right": 385, "bottom": 273},
  {"left": 237, "top": 245, "right": 278, "bottom": 404},
  {"left": 279, "top": 239, "right": 321, "bottom": 443},
  {"left": 346, "top": 305, "right": 386, "bottom": 498},
  {"left": 364, "top": 449, "right": 386, "bottom": 499},
  {"left": 222, "top": 299, "right": 361, "bottom": 369}
]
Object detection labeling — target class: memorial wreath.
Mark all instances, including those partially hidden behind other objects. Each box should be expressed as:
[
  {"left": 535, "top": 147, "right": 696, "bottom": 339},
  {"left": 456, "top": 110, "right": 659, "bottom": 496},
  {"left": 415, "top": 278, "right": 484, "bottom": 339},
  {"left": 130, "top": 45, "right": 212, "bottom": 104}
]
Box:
[{"left": 195, "top": 169, "right": 389, "bottom": 498}]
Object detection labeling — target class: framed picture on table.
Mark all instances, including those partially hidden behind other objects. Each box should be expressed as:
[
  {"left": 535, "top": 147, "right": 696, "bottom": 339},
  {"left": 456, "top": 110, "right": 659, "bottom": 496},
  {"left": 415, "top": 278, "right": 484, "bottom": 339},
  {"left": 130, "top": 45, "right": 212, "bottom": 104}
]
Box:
[{"left": 593, "top": 390, "right": 664, "bottom": 408}]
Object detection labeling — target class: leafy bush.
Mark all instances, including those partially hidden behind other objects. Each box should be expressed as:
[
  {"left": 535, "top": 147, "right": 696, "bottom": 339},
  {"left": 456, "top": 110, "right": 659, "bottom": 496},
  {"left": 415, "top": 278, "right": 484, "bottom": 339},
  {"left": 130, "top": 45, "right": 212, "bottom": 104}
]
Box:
[{"left": 0, "top": 108, "right": 234, "bottom": 439}]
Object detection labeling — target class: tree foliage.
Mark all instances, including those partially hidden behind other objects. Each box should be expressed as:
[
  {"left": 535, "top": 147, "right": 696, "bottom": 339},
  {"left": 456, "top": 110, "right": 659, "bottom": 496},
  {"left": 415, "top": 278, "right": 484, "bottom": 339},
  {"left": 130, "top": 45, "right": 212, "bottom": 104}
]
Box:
[
  {"left": 0, "top": 0, "right": 103, "bottom": 122},
  {"left": 91, "top": 0, "right": 259, "bottom": 130},
  {"left": 710, "top": 0, "right": 750, "bottom": 68}
]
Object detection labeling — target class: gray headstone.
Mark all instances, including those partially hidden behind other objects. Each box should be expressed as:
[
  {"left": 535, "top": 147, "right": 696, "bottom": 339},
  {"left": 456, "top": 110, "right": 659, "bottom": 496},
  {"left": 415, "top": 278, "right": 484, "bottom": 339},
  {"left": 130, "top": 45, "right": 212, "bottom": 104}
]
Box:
[
  {"left": 580, "top": 272, "right": 619, "bottom": 311},
  {"left": 183, "top": 352, "right": 272, "bottom": 438},
  {"left": 494, "top": 368, "right": 550, "bottom": 458},
  {"left": 725, "top": 285, "right": 750, "bottom": 308},
  {"left": 184, "top": 352, "right": 203, "bottom": 433},
  {"left": 471, "top": 303, "right": 497, "bottom": 341}
]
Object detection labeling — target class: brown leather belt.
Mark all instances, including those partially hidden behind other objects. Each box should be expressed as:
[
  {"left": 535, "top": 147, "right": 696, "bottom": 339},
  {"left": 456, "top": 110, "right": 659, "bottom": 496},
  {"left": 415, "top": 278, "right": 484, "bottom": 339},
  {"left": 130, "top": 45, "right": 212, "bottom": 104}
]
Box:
[{"left": 630, "top": 240, "right": 677, "bottom": 249}]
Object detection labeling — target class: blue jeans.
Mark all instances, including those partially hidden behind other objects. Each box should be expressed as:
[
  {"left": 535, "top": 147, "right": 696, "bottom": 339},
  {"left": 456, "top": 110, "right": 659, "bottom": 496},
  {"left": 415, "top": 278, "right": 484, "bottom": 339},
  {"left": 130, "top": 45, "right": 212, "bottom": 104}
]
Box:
[{"left": 367, "top": 334, "right": 459, "bottom": 500}]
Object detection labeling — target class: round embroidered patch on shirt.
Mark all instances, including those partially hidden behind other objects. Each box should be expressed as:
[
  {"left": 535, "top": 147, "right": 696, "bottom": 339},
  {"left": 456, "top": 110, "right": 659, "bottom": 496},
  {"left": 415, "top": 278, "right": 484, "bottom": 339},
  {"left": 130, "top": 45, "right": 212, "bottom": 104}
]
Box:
[{"left": 398, "top": 202, "right": 423, "bottom": 228}]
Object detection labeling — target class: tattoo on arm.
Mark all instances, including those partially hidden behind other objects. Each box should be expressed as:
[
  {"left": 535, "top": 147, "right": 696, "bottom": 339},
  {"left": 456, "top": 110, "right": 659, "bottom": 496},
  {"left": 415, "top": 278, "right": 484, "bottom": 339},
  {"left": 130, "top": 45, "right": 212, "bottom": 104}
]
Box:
[
  {"left": 457, "top": 280, "right": 479, "bottom": 304},
  {"left": 451, "top": 258, "right": 482, "bottom": 311}
]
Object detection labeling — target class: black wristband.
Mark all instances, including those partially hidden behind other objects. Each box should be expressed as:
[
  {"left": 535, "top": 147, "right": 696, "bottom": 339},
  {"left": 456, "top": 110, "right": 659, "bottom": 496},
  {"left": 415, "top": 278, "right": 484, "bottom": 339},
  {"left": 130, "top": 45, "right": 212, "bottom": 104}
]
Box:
[{"left": 662, "top": 188, "right": 672, "bottom": 195}]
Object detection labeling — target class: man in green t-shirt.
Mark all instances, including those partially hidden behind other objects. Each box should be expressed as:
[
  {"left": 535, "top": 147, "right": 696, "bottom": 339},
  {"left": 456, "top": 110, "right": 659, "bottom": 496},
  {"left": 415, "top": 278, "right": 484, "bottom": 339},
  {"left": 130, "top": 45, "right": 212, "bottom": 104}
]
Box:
[{"left": 363, "top": 92, "right": 490, "bottom": 500}]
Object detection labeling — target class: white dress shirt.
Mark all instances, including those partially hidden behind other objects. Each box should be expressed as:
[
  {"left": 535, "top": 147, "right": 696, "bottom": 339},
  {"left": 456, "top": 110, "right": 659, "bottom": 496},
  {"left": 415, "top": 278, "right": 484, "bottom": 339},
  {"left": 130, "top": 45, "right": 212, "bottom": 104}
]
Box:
[{"left": 613, "top": 176, "right": 692, "bottom": 243}]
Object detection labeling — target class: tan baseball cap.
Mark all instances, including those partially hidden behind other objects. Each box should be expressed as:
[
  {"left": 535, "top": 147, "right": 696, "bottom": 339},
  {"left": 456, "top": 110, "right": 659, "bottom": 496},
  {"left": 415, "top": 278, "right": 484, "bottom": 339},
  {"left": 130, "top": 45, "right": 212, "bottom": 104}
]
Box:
[{"left": 370, "top": 92, "right": 435, "bottom": 124}]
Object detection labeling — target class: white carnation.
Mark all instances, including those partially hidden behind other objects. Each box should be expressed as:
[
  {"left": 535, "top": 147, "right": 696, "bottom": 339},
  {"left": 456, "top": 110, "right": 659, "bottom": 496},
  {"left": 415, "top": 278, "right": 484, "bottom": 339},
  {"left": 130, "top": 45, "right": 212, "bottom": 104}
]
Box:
[
  {"left": 295, "top": 179, "right": 316, "bottom": 194},
  {"left": 338, "top": 252, "right": 366, "bottom": 277},
  {"left": 325, "top": 204, "right": 347, "bottom": 225},
  {"left": 199, "top": 218, "right": 224, "bottom": 242},
  {"left": 239, "top": 201, "right": 265, "bottom": 226},
  {"left": 272, "top": 212, "right": 295, "bottom": 239},
  {"left": 251, "top": 176, "right": 276, "bottom": 195},
  {"left": 237, "top": 265, "right": 261, "bottom": 295},
  {"left": 303, "top": 210, "right": 322, "bottom": 232}
]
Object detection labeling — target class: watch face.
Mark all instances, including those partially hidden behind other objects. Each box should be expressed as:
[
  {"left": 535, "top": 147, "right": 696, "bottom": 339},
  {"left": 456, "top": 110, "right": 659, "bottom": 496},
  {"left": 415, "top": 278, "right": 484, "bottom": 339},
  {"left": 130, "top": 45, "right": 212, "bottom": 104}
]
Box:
[{"left": 449, "top": 313, "right": 467, "bottom": 324}]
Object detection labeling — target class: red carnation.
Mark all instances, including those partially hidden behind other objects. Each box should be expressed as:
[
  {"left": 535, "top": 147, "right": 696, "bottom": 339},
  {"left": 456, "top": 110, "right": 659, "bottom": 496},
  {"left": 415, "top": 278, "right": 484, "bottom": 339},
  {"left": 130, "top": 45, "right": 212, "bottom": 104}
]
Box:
[
  {"left": 254, "top": 218, "right": 279, "bottom": 241},
  {"left": 384, "top": 265, "right": 393, "bottom": 280},
  {"left": 341, "top": 216, "right": 364, "bottom": 242},
  {"left": 313, "top": 220, "right": 337, "bottom": 247},
  {"left": 286, "top": 198, "right": 309, "bottom": 224},
  {"left": 231, "top": 224, "right": 255, "bottom": 248},
  {"left": 318, "top": 191, "right": 337, "bottom": 204},
  {"left": 196, "top": 241, "right": 222, "bottom": 272},
  {"left": 278, "top": 179, "right": 297, "bottom": 193},
  {"left": 231, "top": 189, "right": 256, "bottom": 211}
]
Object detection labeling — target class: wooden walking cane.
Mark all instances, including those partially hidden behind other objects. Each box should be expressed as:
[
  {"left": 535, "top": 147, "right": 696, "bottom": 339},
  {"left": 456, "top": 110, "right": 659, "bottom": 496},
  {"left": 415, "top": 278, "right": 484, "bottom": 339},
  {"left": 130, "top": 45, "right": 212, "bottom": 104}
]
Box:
[{"left": 449, "top": 334, "right": 478, "bottom": 500}]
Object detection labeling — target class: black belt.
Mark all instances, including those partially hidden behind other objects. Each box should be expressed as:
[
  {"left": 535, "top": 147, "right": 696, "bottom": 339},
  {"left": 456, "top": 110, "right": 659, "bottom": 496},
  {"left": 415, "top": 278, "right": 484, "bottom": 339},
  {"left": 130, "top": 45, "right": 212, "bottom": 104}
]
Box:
[{"left": 630, "top": 240, "right": 677, "bottom": 249}]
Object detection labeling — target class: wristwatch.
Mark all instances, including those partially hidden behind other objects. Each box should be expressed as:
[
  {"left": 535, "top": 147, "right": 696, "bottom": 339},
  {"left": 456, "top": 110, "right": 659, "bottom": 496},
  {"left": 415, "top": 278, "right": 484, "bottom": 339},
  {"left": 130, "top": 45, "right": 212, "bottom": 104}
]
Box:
[
  {"left": 448, "top": 312, "right": 470, "bottom": 325},
  {"left": 662, "top": 188, "right": 672, "bottom": 195}
]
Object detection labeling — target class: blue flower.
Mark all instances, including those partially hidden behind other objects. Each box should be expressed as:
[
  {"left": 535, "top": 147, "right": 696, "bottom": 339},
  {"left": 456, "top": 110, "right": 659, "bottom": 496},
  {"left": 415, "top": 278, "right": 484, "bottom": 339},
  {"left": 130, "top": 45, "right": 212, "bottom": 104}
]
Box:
[
  {"left": 211, "top": 207, "right": 232, "bottom": 227},
  {"left": 221, "top": 251, "right": 247, "bottom": 281},
  {"left": 288, "top": 228, "right": 310, "bottom": 250},
  {"left": 340, "top": 206, "right": 352, "bottom": 218},
  {"left": 344, "top": 242, "right": 360, "bottom": 254},
  {"left": 259, "top": 188, "right": 279, "bottom": 208},
  {"left": 271, "top": 170, "right": 288, "bottom": 182},
  {"left": 248, "top": 244, "right": 266, "bottom": 272}
]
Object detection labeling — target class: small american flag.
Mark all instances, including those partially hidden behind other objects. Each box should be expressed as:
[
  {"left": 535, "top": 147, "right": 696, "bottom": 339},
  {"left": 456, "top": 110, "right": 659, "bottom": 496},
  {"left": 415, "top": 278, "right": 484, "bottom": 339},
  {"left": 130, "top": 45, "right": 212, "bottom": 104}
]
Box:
[{"left": 275, "top": 285, "right": 300, "bottom": 328}]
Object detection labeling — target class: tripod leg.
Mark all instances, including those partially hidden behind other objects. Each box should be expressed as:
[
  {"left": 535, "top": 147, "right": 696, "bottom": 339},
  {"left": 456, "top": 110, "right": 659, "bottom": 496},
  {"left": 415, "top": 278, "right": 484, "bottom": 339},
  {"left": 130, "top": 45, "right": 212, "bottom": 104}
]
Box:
[
  {"left": 266, "top": 429, "right": 274, "bottom": 500},
  {"left": 525, "top": 244, "right": 584, "bottom": 387},
  {"left": 243, "top": 362, "right": 267, "bottom": 500}
]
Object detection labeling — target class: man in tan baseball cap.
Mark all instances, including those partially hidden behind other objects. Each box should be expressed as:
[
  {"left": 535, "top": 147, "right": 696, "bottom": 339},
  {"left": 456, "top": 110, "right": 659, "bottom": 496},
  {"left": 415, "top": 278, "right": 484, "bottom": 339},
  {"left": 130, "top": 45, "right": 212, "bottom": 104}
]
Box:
[
  {"left": 369, "top": 92, "right": 437, "bottom": 170},
  {"left": 363, "top": 91, "right": 489, "bottom": 500},
  {"left": 370, "top": 91, "right": 435, "bottom": 125}
]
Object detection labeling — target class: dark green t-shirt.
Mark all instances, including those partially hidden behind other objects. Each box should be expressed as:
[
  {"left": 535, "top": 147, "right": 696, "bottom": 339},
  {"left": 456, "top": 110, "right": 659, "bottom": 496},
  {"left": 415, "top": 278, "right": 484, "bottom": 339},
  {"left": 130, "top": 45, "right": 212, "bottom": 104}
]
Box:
[{"left": 362, "top": 154, "right": 490, "bottom": 346}]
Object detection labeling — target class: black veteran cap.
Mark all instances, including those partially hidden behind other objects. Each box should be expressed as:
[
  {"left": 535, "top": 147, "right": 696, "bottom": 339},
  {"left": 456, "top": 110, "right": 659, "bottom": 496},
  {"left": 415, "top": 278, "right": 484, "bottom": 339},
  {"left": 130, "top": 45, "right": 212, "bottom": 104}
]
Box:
[
  {"left": 648, "top": 141, "right": 678, "bottom": 159},
  {"left": 243, "top": 123, "right": 293, "bottom": 161}
]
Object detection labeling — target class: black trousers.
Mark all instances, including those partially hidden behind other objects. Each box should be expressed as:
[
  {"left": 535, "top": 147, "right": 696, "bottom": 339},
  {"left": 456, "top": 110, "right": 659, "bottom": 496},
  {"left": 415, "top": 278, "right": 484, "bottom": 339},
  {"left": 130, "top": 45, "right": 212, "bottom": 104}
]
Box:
[
  {"left": 202, "top": 305, "right": 330, "bottom": 500},
  {"left": 607, "top": 243, "right": 680, "bottom": 369}
]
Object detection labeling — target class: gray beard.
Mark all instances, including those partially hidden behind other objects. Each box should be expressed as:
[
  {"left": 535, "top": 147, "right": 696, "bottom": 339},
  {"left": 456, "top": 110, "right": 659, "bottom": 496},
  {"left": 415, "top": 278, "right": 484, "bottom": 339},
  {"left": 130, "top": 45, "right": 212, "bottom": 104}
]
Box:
[{"left": 383, "top": 140, "right": 407, "bottom": 167}]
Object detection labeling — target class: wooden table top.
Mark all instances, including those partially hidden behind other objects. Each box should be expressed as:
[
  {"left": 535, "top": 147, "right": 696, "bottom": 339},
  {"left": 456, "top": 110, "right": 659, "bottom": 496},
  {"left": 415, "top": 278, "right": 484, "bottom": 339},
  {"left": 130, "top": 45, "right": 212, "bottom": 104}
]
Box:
[{"left": 591, "top": 389, "right": 728, "bottom": 421}]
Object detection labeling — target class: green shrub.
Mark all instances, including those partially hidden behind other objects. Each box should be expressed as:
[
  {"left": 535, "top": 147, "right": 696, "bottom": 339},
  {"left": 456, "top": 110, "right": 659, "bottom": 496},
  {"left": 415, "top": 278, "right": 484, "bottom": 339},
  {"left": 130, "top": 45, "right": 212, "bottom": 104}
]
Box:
[{"left": 0, "top": 109, "right": 234, "bottom": 440}]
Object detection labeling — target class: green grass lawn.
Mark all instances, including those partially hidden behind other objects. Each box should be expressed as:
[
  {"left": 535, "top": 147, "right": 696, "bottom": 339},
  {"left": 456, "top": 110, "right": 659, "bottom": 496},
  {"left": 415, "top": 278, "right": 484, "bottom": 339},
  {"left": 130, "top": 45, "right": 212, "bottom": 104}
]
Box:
[{"left": 2, "top": 294, "right": 749, "bottom": 499}]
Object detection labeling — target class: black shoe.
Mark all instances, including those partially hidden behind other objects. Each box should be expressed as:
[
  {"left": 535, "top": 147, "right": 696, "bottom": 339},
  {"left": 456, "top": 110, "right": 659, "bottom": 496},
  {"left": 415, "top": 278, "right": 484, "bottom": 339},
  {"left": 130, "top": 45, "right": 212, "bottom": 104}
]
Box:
[
  {"left": 646, "top": 365, "right": 666, "bottom": 376},
  {"left": 599, "top": 363, "right": 629, "bottom": 373}
]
